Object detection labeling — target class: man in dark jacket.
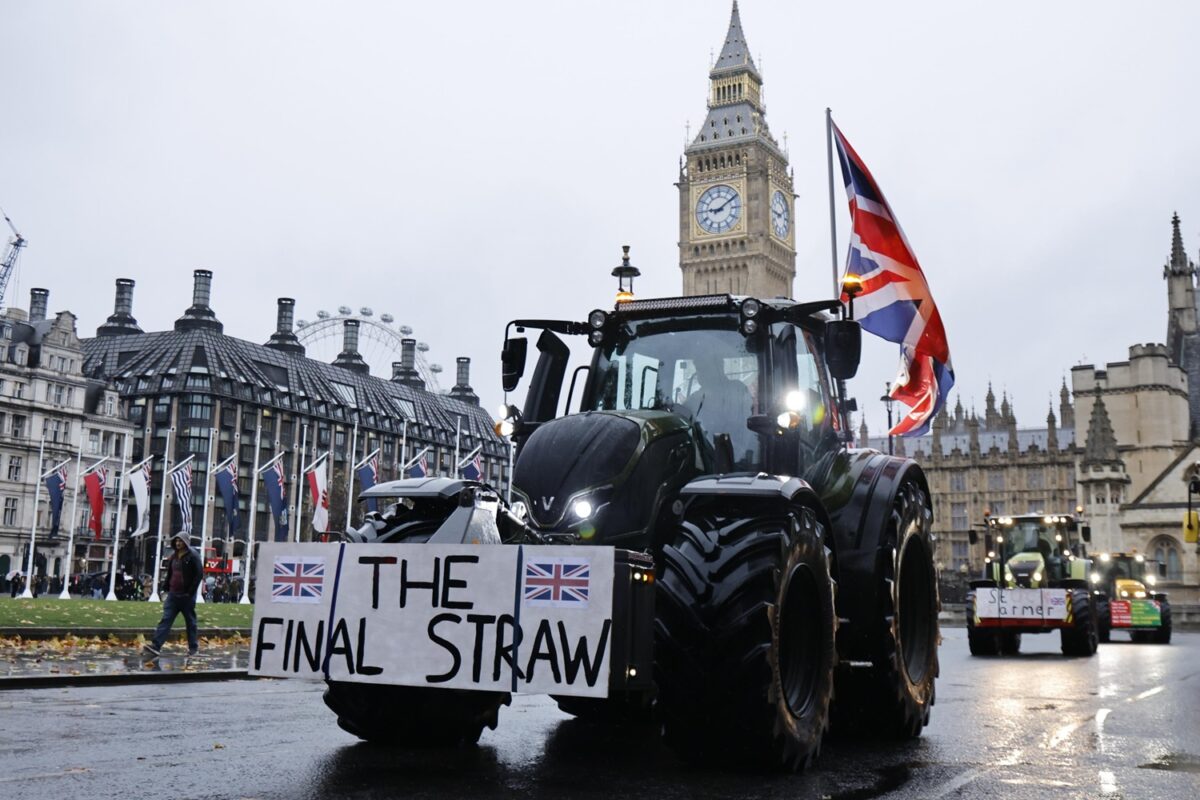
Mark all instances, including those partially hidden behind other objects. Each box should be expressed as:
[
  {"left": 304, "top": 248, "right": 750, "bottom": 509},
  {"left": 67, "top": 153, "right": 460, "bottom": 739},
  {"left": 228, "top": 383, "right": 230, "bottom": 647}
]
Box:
[{"left": 143, "top": 534, "right": 204, "bottom": 658}]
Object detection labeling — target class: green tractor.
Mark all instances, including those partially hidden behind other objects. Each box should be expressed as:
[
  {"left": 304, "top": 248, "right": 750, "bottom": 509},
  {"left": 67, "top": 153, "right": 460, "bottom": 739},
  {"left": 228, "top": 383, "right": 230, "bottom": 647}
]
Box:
[
  {"left": 965, "top": 513, "right": 1098, "bottom": 657},
  {"left": 1091, "top": 552, "right": 1171, "bottom": 644},
  {"left": 276, "top": 273, "right": 941, "bottom": 771}
]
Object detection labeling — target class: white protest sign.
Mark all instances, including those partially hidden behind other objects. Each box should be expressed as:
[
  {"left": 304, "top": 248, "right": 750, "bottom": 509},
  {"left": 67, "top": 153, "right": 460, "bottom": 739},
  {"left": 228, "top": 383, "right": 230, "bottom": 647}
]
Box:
[
  {"left": 250, "top": 543, "right": 615, "bottom": 698},
  {"left": 973, "top": 587, "right": 1069, "bottom": 621}
]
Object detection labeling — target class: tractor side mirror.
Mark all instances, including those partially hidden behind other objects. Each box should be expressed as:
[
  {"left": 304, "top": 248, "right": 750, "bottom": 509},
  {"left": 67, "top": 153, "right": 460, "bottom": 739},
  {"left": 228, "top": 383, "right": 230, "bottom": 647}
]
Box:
[
  {"left": 968, "top": 530, "right": 978, "bottom": 546},
  {"left": 501, "top": 336, "right": 528, "bottom": 393},
  {"left": 1080, "top": 525, "right": 1092, "bottom": 543},
  {"left": 824, "top": 320, "right": 861, "bottom": 380}
]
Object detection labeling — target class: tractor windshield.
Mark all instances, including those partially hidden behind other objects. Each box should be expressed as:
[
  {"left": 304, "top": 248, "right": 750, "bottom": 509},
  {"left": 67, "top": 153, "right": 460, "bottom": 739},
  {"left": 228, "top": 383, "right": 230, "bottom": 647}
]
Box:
[
  {"left": 587, "top": 316, "right": 761, "bottom": 470},
  {"left": 1105, "top": 555, "right": 1147, "bottom": 582},
  {"left": 1001, "top": 520, "right": 1057, "bottom": 561}
]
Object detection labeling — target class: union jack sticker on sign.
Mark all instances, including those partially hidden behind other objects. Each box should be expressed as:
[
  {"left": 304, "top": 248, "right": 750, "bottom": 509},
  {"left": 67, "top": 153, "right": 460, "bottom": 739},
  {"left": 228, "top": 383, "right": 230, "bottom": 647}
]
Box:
[
  {"left": 272, "top": 556, "right": 326, "bottom": 604},
  {"left": 523, "top": 558, "right": 590, "bottom": 608}
]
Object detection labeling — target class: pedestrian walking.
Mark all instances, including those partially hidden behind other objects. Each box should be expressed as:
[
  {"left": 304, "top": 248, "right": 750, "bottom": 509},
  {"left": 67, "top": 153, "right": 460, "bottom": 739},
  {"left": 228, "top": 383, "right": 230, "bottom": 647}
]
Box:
[{"left": 142, "top": 534, "right": 204, "bottom": 658}]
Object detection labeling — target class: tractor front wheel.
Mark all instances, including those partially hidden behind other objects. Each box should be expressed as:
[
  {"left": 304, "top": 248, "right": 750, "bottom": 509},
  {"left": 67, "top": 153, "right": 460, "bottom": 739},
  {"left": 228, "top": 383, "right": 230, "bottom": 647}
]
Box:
[
  {"left": 1060, "top": 589, "right": 1098, "bottom": 657},
  {"left": 966, "top": 592, "right": 999, "bottom": 656},
  {"left": 655, "top": 505, "right": 836, "bottom": 771}
]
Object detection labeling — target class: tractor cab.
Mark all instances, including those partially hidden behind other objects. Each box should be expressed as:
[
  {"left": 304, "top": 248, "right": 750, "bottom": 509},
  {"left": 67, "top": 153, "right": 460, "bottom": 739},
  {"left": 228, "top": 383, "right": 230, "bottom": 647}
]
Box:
[
  {"left": 1092, "top": 551, "right": 1162, "bottom": 599},
  {"left": 972, "top": 513, "right": 1092, "bottom": 588}
]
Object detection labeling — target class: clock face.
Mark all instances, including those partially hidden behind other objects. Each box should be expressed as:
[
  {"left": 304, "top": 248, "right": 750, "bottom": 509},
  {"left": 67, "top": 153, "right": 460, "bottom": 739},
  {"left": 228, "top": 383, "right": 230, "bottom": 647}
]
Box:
[
  {"left": 695, "top": 184, "right": 742, "bottom": 234},
  {"left": 771, "top": 190, "right": 790, "bottom": 238}
]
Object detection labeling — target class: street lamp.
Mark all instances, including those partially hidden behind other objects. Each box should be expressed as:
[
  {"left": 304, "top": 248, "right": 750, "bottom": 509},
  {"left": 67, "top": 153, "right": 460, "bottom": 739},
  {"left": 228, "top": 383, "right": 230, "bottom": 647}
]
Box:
[
  {"left": 880, "top": 384, "right": 896, "bottom": 455},
  {"left": 612, "top": 245, "right": 640, "bottom": 304}
]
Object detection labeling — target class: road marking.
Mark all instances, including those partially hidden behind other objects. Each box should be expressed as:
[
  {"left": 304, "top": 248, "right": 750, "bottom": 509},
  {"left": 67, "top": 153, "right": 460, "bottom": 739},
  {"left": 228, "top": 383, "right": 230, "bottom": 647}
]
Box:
[
  {"left": 924, "top": 749, "right": 1025, "bottom": 798},
  {"left": 1099, "top": 770, "right": 1118, "bottom": 795},
  {"left": 1129, "top": 685, "right": 1164, "bottom": 702},
  {"left": 1047, "top": 721, "right": 1081, "bottom": 749}
]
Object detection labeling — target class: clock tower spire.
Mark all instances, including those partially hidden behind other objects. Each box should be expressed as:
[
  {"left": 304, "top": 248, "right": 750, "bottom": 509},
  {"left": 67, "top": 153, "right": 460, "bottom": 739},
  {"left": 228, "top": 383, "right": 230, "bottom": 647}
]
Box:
[{"left": 678, "top": 2, "right": 796, "bottom": 299}]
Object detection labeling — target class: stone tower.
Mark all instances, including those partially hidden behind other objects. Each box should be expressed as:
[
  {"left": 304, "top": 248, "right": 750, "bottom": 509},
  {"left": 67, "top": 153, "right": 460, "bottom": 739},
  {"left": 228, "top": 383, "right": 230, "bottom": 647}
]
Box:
[
  {"left": 678, "top": 2, "right": 795, "bottom": 299},
  {"left": 1164, "top": 211, "right": 1198, "bottom": 364}
]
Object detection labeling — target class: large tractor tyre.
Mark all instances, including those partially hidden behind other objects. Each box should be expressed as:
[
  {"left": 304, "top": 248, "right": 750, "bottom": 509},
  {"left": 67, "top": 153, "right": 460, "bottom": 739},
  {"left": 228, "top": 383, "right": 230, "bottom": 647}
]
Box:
[
  {"left": 1060, "top": 590, "right": 1098, "bottom": 657},
  {"left": 1154, "top": 601, "right": 1173, "bottom": 644},
  {"left": 831, "top": 480, "right": 938, "bottom": 739},
  {"left": 322, "top": 682, "right": 510, "bottom": 747},
  {"left": 655, "top": 505, "right": 836, "bottom": 772},
  {"left": 552, "top": 690, "right": 654, "bottom": 725},
  {"left": 998, "top": 631, "right": 1022, "bottom": 655},
  {"left": 1095, "top": 596, "right": 1111, "bottom": 643}
]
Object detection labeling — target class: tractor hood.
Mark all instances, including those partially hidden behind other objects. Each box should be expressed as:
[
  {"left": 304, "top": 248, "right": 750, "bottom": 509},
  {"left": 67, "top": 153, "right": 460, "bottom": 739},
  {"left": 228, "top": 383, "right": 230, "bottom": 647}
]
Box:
[
  {"left": 1006, "top": 552, "right": 1045, "bottom": 588},
  {"left": 1114, "top": 578, "right": 1149, "bottom": 599},
  {"left": 514, "top": 410, "right": 692, "bottom": 529}
]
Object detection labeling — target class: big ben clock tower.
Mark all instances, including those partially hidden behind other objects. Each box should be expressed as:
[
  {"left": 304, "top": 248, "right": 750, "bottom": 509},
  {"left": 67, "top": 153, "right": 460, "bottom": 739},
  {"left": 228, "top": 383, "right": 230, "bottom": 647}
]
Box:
[{"left": 678, "top": 2, "right": 795, "bottom": 299}]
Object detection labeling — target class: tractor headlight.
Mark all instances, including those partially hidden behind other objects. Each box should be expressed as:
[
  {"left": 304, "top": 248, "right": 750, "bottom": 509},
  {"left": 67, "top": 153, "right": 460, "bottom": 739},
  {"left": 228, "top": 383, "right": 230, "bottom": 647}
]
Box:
[
  {"left": 785, "top": 390, "right": 806, "bottom": 412},
  {"left": 494, "top": 419, "right": 515, "bottom": 437},
  {"left": 573, "top": 500, "right": 593, "bottom": 520},
  {"left": 741, "top": 298, "right": 761, "bottom": 318},
  {"left": 741, "top": 318, "right": 759, "bottom": 335},
  {"left": 510, "top": 501, "right": 528, "bottom": 521},
  {"left": 1134, "top": 590, "right": 1147, "bottom": 598},
  {"left": 588, "top": 309, "right": 608, "bottom": 329},
  {"left": 1090, "top": 572, "right": 1101, "bottom": 584},
  {"left": 1135, "top": 554, "right": 1144, "bottom": 563},
  {"left": 1146, "top": 574, "right": 1157, "bottom": 586},
  {"left": 1032, "top": 571, "right": 1043, "bottom": 583},
  {"left": 777, "top": 411, "right": 801, "bottom": 429},
  {"left": 1120, "top": 590, "right": 1129, "bottom": 598},
  {"left": 1100, "top": 553, "right": 1111, "bottom": 562},
  {"left": 589, "top": 329, "right": 604, "bottom": 346}
]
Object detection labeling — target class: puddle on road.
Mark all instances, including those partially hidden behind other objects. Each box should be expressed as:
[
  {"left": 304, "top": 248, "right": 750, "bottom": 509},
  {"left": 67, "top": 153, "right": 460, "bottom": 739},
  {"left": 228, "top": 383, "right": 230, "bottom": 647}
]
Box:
[
  {"left": 1138, "top": 752, "right": 1200, "bottom": 773},
  {"left": 827, "top": 762, "right": 921, "bottom": 800}
]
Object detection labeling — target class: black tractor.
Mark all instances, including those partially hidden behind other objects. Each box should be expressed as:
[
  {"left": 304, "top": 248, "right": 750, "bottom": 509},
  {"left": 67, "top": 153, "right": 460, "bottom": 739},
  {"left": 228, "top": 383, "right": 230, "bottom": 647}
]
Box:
[{"left": 324, "top": 283, "right": 940, "bottom": 771}]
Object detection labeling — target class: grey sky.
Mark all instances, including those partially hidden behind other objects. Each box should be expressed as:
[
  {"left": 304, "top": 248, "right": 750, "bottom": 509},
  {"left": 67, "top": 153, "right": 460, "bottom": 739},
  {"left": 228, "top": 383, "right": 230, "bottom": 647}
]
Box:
[{"left": 2, "top": 1, "right": 1198, "bottom": 434}]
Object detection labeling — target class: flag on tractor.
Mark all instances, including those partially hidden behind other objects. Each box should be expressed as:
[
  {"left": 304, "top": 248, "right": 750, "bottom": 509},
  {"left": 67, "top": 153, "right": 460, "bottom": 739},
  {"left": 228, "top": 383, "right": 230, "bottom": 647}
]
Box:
[
  {"left": 44, "top": 466, "right": 68, "bottom": 536},
  {"left": 356, "top": 455, "right": 379, "bottom": 513},
  {"left": 832, "top": 122, "right": 954, "bottom": 437},
  {"left": 462, "top": 453, "right": 483, "bottom": 481},
  {"left": 214, "top": 459, "right": 241, "bottom": 539},
  {"left": 170, "top": 464, "right": 193, "bottom": 533},
  {"left": 306, "top": 459, "right": 330, "bottom": 533},
  {"left": 84, "top": 468, "right": 108, "bottom": 540},
  {"left": 264, "top": 461, "right": 290, "bottom": 541},
  {"left": 128, "top": 460, "right": 153, "bottom": 536}
]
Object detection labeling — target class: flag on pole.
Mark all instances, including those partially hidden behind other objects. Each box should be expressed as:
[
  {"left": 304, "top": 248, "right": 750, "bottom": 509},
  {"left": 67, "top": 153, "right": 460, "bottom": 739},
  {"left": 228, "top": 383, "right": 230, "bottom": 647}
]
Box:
[
  {"left": 409, "top": 453, "right": 428, "bottom": 479},
  {"left": 45, "top": 466, "right": 68, "bottom": 536},
  {"left": 84, "top": 468, "right": 108, "bottom": 540},
  {"left": 832, "top": 122, "right": 954, "bottom": 437},
  {"left": 306, "top": 459, "right": 329, "bottom": 533},
  {"left": 263, "top": 461, "right": 289, "bottom": 542},
  {"left": 129, "top": 461, "right": 153, "bottom": 536},
  {"left": 355, "top": 455, "right": 380, "bottom": 513},
  {"left": 214, "top": 459, "right": 240, "bottom": 539},
  {"left": 171, "top": 464, "right": 193, "bottom": 534},
  {"left": 462, "top": 453, "right": 483, "bottom": 481}
]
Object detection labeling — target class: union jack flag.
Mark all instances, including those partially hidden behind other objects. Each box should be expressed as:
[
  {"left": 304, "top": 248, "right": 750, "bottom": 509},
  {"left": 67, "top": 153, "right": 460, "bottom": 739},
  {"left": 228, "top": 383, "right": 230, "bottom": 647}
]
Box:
[
  {"left": 271, "top": 556, "right": 325, "bottom": 603},
  {"left": 524, "top": 559, "right": 590, "bottom": 607},
  {"left": 833, "top": 122, "right": 954, "bottom": 437},
  {"left": 462, "top": 453, "right": 483, "bottom": 481}
]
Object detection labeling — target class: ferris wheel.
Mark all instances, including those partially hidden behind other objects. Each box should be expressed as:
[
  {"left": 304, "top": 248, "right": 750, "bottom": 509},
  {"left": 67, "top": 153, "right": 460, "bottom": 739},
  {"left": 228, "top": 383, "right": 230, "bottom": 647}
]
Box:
[{"left": 295, "top": 306, "right": 443, "bottom": 391}]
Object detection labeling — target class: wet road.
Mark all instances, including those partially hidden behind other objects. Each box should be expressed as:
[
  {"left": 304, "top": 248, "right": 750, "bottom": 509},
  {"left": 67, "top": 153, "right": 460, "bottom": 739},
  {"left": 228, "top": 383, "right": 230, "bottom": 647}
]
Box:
[{"left": 2, "top": 630, "right": 1198, "bottom": 799}]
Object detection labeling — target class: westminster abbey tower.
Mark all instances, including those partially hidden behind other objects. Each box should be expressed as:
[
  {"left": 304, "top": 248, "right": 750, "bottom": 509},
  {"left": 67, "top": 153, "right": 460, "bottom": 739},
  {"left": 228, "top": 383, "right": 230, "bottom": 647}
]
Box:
[{"left": 678, "top": 2, "right": 796, "bottom": 299}]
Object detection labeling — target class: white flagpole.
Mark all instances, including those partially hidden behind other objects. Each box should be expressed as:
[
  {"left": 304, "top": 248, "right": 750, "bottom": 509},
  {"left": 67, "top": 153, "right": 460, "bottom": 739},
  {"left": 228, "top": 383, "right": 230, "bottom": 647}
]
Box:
[
  {"left": 344, "top": 422, "right": 358, "bottom": 532},
  {"left": 240, "top": 418, "right": 262, "bottom": 605},
  {"left": 293, "top": 422, "right": 307, "bottom": 543},
  {"left": 196, "top": 427, "right": 216, "bottom": 604},
  {"left": 104, "top": 439, "right": 131, "bottom": 601},
  {"left": 400, "top": 419, "right": 408, "bottom": 479},
  {"left": 18, "top": 437, "right": 47, "bottom": 598},
  {"left": 826, "top": 107, "right": 840, "bottom": 298},
  {"left": 148, "top": 427, "right": 174, "bottom": 603},
  {"left": 58, "top": 427, "right": 86, "bottom": 599},
  {"left": 456, "top": 445, "right": 482, "bottom": 471},
  {"left": 453, "top": 417, "right": 461, "bottom": 477},
  {"left": 506, "top": 438, "right": 515, "bottom": 504}
]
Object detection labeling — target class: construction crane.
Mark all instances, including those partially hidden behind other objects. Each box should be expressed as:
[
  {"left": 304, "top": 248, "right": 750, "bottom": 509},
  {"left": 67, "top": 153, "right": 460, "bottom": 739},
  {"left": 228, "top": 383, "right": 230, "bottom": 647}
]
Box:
[{"left": 0, "top": 207, "right": 27, "bottom": 311}]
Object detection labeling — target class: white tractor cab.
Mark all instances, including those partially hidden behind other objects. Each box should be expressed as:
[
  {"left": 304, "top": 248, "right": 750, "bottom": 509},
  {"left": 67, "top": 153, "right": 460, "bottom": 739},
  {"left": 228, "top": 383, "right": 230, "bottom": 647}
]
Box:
[
  {"left": 1090, "top": 552, "right": 1172, "bottom": 644},
  {"left": 965, "top": 513, "right": 1098, "bottom": 657}
]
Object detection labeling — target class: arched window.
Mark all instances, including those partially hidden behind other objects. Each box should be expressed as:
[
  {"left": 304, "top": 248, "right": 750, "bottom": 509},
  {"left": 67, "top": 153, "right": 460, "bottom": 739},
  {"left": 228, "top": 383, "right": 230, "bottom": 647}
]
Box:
[{"left": 1150, "top": 536, "right": 1183, "bottom": 581}]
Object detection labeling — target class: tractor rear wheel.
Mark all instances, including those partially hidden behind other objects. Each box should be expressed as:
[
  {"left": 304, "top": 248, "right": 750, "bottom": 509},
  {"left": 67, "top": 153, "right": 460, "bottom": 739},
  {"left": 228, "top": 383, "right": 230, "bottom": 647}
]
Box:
[
  {"left": 655, "top": 505, "right": 836, "bottom": 771},
  {"left": 1060, "top": 589, "right": 1098, "bottom": 657},
  {"left": 322, "top": 682, "right": 510, "bottom": 746},
  {"left": 831, "top": 480, "right": 938, "bottom": 738},
  {"left": 998, "top": 631, "right": 1022, "bottom": 655},
  {"left": 1096, "top": 595, "right": 1111, "bottom": 643}
]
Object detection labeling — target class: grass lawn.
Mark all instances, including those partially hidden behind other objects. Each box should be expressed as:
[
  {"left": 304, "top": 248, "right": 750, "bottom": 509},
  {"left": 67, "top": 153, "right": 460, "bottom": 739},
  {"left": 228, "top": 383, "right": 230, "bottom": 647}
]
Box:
[{"left": 0, "top": 598, "right": 253, "bottom": 629}]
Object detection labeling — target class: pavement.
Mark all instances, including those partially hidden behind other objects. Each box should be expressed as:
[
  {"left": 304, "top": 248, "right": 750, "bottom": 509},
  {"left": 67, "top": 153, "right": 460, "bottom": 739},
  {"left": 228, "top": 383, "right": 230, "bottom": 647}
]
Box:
[
  {"left": 0, "top": 635, "right": 251, "bottom": 686},
  {"left": 1, "top": 629, "right": 1198, "bottom": 799}
]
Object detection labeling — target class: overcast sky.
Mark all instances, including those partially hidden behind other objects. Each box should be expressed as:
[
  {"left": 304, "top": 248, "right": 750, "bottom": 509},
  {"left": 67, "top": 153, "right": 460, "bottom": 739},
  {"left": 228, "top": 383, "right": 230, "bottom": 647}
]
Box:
[{"left": 3, "top": 1, "right": 1199, "bottom": 435}]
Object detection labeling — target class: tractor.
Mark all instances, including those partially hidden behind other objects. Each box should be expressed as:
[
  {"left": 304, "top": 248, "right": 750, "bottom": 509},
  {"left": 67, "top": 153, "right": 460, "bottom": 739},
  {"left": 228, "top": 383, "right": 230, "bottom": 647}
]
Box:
[
  {"left": 253, "top": 270, "right": 942, "bottom": 772},
  {"left": 1091, "top": 552, "right": 1171, "bottom": 643},
  {"left": 965, "top": 513, "right": 1098, "bottom": 657}
]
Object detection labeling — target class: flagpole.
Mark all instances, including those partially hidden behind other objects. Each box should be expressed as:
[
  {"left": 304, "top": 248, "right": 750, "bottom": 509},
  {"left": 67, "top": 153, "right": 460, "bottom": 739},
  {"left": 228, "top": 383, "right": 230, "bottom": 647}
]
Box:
[
  {"left": 104, "top": 440, "right": 130, "bottom": 601},
  {"left": 506, "top": 438, "right": 515, "bottom": 504},
  {"left": 344, "top": 422, "right": 358, "bottom": 532},
  {"left": 148, "top": 427, "right": 174, "bottom": 603},
  {"left": 240, "top": 418, "right": 263, "bottom": 605},
  {"left": 453, "top": 417, "right": 462, "bottom": 477},
  {"left": 400, "top": 419, "right": 408, "bottom": 479},
  {"left": 293, "top": 422, "right": 307, "bottom": 543},
  {"left": 18, "top": 437, "right": 47, "bottom": 598},
  {"left": 196, "top": 427, "right": 216, "bottom": 604},
  {"left": 58, "top": 428, "right": 85, "bottom": 599},
  {"left": 826, "top": 107, "right": 840, "bottom": 298}
]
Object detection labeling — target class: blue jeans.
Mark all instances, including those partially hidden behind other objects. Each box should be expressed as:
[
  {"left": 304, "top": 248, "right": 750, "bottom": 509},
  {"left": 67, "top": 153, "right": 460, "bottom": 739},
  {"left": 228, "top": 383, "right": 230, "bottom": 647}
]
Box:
[{"left": 152, "top": 592, "right": 199, "bottom": 651}]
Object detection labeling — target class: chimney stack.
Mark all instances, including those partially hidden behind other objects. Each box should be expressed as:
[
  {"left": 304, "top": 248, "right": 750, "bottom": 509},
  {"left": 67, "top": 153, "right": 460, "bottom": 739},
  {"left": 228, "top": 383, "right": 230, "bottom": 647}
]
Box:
[
  {"left": 263, "top": 297, "right": 305, "bottom": 356},
  {"left": 28, "top": 288, "right": 48, "bottom": 322},
  {"left": 332, "top": 319, "right": 369, "bottom": 375},
  {"left": 96, "top": 278, "right": 144, "bottom": 337},
  {"left": 450, "top": 356, "right": 479, "bottom": 405},
  {"left": 174, "top": 269, "right": 224, "bottom": 333},
  {"left": 391, "top": 338, "right": 425, "bottom": 389}
]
